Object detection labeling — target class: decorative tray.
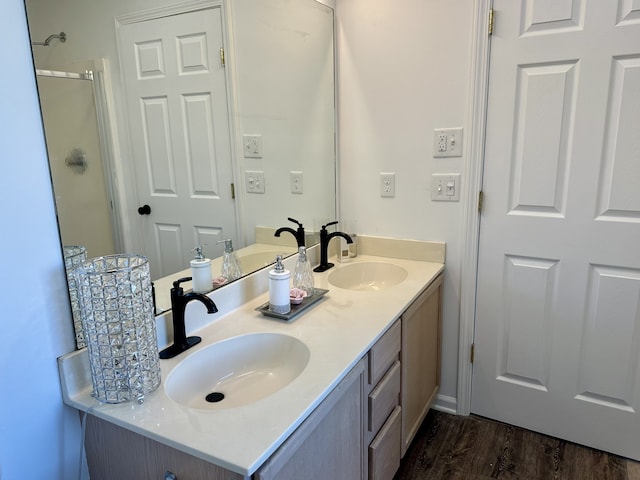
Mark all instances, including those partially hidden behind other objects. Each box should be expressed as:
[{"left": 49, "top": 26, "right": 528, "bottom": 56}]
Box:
[{"left": 256, "top": 288, "right": 329, "bottom": 321}]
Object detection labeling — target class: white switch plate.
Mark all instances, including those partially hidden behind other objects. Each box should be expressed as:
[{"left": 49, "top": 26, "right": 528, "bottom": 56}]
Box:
[
  {"left": 290, "top": 171, "right": 303, "bottom": 194},
  {"left": 243, "top": 134, "right": 263, "bottom": 158},
  {"left": 431, "top": 173, "right": 460, "bottom": 201},
  {"left": 433, "top": 128, "right": 463, "bottom": 158},
  {"left": 380, "top": 172, "right": 395, "bottom": 198},
  {"left": 245, "top": 170, "right": 265, "bottom": 193}
]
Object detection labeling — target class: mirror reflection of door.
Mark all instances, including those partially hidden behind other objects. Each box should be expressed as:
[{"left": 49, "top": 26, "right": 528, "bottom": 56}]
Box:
[
  {"left": 118, "top": 6, "right": 236, "bottom": 280},
  {"left": 37, "top": 72, "right": 117, "bottom": 259}
]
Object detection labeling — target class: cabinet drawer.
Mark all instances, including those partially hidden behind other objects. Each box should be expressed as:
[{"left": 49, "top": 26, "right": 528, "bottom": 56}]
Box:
[
  {"left": 369, "top": 406, "right": 402, "bottom": 480},
  {"left": 368, "top": 360, "right": 400, "bottom": 433},
  {"left": 369, "top": 320, "right": 401, "bottom": 386}
]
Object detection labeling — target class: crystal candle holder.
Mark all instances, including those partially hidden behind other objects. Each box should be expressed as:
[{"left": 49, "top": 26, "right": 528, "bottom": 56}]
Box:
[
  {"left": 75, "top": 254, "right": 161, "bottom": 403},
  {"left": 63, "top": 245, "right": 87, "bottom": 349}
]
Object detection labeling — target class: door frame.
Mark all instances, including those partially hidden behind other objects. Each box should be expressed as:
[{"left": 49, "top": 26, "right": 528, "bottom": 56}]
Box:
[
  {"left": 457, "top": 0, "right": 492, "bottom": 416},
  {"left": 113, "top": 0, "right": 245, "bottom": 257}
]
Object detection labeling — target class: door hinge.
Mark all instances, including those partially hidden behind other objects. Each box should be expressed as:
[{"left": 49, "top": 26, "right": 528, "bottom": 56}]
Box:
[
  {"left": 488, "top": 8, "right": 494, "bottom": 36},
  {"left": 220, "top": 47, "right": 225, "bottom": 67},
  {"left": 470, "top": 343, "right": 475, "bottom": 363},
  {"left": 231, "top": 182, "right": 235, "bottom": 199},
  {"left": 478, "top": 191, "right": 484, "bottom": 212}
]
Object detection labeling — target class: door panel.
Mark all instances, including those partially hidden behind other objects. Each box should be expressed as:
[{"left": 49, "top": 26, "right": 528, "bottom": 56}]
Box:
[
  {"left": 118, "top": 6, "right": 236, "bottom": 279},
  {"left": 473, "top": 0, "right": 640, "bottom": 459}
]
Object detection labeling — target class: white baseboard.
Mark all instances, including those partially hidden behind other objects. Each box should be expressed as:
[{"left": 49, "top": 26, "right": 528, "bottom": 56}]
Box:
[{"left": 432, "top": 394, "right": 457, "bottom": 415}]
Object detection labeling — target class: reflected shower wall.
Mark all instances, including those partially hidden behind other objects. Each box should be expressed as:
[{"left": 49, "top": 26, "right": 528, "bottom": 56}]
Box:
[{"left": 37, "top": 69, "right": 116, "bottom": 258}]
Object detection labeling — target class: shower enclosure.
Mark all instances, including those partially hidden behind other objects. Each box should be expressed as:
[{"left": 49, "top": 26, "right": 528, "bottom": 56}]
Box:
[{"left": 36, "top": 64, "right": 120, "bottom": 260}]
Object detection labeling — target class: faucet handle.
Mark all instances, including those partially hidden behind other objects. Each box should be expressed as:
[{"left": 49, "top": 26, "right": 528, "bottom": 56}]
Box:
[
  {"left": 172, "top": 277, "right": 192, "bottom": 291},
  {"left": 322, "top": 221, "right": 338, "bottom": 230},
  {"left": 288, "top": 217, "right": 303, "bottom": 228}
]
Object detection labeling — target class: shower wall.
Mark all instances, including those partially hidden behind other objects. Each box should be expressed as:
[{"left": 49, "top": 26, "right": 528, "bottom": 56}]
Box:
[{"left": 37, "top": 71, "right": 116, "bottom": 258}]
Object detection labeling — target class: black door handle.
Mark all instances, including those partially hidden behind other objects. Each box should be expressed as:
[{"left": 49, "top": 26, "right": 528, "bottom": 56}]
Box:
[{"left": 138, "top": 204, "right": 151, "bottom": 215}]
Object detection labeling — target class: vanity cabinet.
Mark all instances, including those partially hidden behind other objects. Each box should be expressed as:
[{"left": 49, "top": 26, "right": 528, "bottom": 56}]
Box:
[
  {"left": 401, "top": 272, "right": 443, "bottom": 455},
  {"left": 255, "top": 358, "right": 366, "bottom": 480},
  {"left": 85, "top": 415, "right": 244, "bottom": 480},
  {"left": 82, "top": 271, "right": 443, "bottom": 480}
]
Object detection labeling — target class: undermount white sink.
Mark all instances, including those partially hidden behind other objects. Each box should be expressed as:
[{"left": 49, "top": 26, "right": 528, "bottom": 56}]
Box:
[
  {"left": 328, "top": 262, "right": 408, "bottom": 291},
  {"left": 164, "top": 333, "right": 310, "bottom": 409}
]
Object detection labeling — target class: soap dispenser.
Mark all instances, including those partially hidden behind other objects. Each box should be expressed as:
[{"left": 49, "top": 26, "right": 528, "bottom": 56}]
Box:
[
  {"left": 269, "top": 255, "right": 291, "bottom": 314},
  {"left": 292, "top": 246, "right": 314, "bottom": 297},
  {"left": 217, "top": 239, "right": 242, "bottom": 282},
  {"left": 190, "top": 245, "right": 212, "bottom": 293}
]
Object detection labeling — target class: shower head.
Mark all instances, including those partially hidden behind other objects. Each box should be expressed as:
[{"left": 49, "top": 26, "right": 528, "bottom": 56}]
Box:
[{"left": 32, "top": 32, "right": 66, "bottom": 47}]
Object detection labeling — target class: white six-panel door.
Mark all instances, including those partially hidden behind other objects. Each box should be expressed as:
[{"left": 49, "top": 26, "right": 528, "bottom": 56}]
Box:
[
  {"left": 118, "top": 6, "right": 236, "bottom": 280},
  {"left": 473, "top": 0, "right": 640, "bottom": 459}
]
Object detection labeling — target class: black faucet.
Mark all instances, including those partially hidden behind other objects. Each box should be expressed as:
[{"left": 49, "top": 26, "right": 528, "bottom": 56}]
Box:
[
  {"left": 274, "top": 217, "right": 306, "bottom": 247},
  {"left": 313, "top": 221, "right": 353, "bottom": 272},
  {"left": 159, "top": 277, "right": 218, "bottom": 359}
]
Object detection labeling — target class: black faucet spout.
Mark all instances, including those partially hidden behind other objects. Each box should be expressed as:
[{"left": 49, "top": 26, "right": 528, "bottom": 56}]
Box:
[
  {"left": 274, "top": 217, "right": 306, "bottom": 247},
  {"left": 313, "top": 222, "right": 353, "bottom": 273},
  {"left": 159, "top": 277, "right": 218, "bottom": 359}
]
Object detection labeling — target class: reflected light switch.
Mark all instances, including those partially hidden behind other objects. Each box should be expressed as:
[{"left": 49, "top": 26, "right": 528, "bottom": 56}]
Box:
[{"left": 431, "top": 174, "right": 460, "bottom": 202}]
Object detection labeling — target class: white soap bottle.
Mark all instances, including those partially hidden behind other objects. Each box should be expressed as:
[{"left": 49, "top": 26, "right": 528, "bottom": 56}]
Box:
[
  {"left": 190, "top": 245, "right": 212, "bottom": 293},
  {"left": 269, "top": 255, "right": 291, "bottom": 314}
]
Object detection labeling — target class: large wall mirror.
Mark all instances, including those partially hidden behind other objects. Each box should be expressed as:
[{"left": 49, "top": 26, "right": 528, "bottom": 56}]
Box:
[{"left": 25, "top": 0, "right": 337, "bottom": 347}]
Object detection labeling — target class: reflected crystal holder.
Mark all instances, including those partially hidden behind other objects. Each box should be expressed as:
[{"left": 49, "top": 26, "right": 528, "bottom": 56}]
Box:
[
  {"left": 63, "top": 245, "right": 87, "bottom": 349},
  {"left": 75, "top": 254, "right": 161, "bottom": 404}
]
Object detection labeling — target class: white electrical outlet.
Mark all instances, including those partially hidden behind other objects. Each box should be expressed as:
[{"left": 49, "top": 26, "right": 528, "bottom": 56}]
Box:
[
  {"left": 245, "top": 170, "right": 265, "bottom": 193},
  {"left": 290, "top": 171, "right": 303, "bottom": 194},
  {"left": 433, "top": 128, "right": 463, "bottom": 157},
  {"left": 242, "top": 134, "right": 263, "bottom": 158},
  {"left": 431, "top": 173, "right": 461, "bottom": 201},
  {"left": 380, "top": 172, "right": 395, "bottom": 198}
]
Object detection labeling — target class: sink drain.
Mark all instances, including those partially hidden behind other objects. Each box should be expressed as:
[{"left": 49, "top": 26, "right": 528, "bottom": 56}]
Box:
[{"left": 205, "top": 392, "right": 225, "bottom": 403}]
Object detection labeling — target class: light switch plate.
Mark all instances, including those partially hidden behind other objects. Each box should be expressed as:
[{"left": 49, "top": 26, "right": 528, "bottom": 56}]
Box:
[
  {"left": 245, "top": 170, "right": 265, "bottom": 193},
  {"left": 431, "top": 173, "right": 460, "bottom": 201}
]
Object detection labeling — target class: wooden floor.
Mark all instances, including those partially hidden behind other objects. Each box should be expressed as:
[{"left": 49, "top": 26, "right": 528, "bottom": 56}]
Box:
[{"left": 395, "top": 410, "right": 640, "bottom": 480}]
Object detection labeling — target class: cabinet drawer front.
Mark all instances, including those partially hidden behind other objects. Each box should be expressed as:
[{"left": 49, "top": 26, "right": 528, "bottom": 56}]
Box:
[
  {"left": 368, "top": 360, "right": 400, "bottom": 433},
  {"left": 369, "top": 320, "right": 401, "bottom": 386},
  {"left": 369, "top": 406, "right": 402, "bottom": 480}
]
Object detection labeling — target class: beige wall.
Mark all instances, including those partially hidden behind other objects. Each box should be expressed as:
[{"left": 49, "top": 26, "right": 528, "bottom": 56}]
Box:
[{"left": 336, "top": 0, "right": 475, "bottom": 404}]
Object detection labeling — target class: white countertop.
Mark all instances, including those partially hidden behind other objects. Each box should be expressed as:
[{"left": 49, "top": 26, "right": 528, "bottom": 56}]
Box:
[{"left": 60, "top": 253, "right": 444, "bottom": 476}]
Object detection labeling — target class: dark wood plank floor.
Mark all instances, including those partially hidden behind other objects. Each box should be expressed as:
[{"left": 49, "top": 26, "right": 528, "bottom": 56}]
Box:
[{"left": 395, "top": 410, "right": 640, "bottom": 480}]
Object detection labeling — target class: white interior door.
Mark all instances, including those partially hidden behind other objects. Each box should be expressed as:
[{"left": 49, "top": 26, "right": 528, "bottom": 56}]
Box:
[
  {"left": 118, "top": 6, "right": 236, "bottom": 279},
  {"left": 473, "top": 0, "right": 640, "bottom": 459}
]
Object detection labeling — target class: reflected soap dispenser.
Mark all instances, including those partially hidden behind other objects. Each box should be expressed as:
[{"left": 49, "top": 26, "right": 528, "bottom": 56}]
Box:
[
  {"left": 190, "top": 245, "right": 212, "bottom": 293},
  {"left": 218, "top": 239, "right": 242, "bottom": 283},
  {"left": 269, "top": 255, "right": 291, "bottom": 315}
]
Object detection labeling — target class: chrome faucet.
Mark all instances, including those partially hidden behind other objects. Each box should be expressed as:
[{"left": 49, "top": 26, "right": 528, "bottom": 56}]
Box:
[
  {"left": 274, "top": 217, "right": 306, "bottom": 247},
  {"left": 313, "top": 221, "right": 353, "bottom": 272},
  {"left": 159, "top": 277, "right": 218, "bottom": 359}
]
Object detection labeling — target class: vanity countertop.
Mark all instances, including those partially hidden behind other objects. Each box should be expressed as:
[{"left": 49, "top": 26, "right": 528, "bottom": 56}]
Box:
[{"left": 60, "top": 251, "right": 444, "bottom": 476}]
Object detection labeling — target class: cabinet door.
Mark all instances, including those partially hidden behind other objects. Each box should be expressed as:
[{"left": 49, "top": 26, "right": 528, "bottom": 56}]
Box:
[
  {"left": 401, "top": 273, "right": 442, "bottom": 455},
  {"left": 255, "top": 359, "right": 366, "bottom": 480}
]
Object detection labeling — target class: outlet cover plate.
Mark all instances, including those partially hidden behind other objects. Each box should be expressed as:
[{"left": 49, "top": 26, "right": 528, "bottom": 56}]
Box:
[
  {"left": 433, "top": 128, "right": 463, "bottom": 158},
  {"left": 243, "top": 134, "right": 263, "bottom": 158},
  {"left": 290, "top": 171, "right": 303, "bottom": 194},
  {"left": 380, "top": 172, "right": 395, "bottom": 198}
]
